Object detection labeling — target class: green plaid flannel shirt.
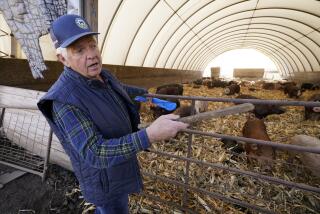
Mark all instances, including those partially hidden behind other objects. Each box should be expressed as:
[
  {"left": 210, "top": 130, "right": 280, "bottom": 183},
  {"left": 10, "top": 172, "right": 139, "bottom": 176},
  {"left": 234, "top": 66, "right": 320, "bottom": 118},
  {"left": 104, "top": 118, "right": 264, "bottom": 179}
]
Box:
[{"left": 52, "top": 102, "right": 150, "bottom": 168}]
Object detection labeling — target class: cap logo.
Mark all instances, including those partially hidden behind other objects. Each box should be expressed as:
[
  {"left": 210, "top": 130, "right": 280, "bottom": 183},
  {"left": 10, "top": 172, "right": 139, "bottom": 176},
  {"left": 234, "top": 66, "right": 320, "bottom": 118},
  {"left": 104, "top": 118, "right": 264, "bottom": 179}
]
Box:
[{"left": 75, "top": 18, "right": 88, "bottom": 29}]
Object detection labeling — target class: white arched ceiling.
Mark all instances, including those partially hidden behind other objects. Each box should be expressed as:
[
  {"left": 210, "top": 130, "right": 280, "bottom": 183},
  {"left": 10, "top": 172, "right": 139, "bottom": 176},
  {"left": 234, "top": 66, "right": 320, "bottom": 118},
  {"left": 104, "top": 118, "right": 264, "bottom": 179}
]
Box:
[{"left": 98, "top": 0, "right": 320, "bottom": 77}]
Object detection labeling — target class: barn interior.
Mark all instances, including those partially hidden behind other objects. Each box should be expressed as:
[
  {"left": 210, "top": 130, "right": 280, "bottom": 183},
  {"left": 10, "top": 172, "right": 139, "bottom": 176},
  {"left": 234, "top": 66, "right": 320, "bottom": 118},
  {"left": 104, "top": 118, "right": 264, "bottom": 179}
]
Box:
[{"left": 0, "top": 0, "right": 320, "bottom": 213}]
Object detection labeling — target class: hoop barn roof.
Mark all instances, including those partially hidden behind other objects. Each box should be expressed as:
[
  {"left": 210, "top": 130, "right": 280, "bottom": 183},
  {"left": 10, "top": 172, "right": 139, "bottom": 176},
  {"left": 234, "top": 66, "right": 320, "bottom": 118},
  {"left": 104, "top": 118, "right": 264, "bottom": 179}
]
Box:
[{"left": 98, "top": 0, "right": 320, "bottom": 76}]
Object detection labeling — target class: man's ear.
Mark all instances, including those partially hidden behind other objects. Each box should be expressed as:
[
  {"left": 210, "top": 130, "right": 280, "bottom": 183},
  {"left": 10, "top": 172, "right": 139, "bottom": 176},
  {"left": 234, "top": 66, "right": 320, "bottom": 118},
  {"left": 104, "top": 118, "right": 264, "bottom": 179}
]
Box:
[{"left": 57, "top": 54, "right": 70, "bottom": 67}]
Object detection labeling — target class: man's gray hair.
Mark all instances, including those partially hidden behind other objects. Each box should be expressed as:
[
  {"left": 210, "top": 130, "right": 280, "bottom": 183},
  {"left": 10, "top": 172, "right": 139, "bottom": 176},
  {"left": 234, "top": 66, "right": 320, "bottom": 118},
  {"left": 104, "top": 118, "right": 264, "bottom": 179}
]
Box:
[
  {"left": 56, "top": 47, "right": 68, "bottom": 58},
  {"left": 56, "top": 36, "right": 97, "bottom": 58}
]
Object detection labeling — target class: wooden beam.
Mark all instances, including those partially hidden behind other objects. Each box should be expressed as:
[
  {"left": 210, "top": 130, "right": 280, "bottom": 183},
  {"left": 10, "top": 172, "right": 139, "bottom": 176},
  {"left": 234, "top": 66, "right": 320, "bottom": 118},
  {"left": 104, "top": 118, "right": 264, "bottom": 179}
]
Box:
[
  {"left": 10, "top": 33, "right": 17, "bottom": 58},
  {"left": 0, "top": 85, "right": 44, "bottom": 109},
  {"left": 81, "top": 0, "right": 98, "bottom": 33}
]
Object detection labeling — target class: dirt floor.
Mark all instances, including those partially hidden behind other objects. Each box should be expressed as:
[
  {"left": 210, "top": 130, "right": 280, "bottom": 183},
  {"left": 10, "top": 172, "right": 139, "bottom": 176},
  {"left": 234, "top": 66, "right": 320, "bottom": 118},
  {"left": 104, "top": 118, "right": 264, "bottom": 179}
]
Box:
[{"left": 0, "top": 163, "right": 89, "bottom": 214}]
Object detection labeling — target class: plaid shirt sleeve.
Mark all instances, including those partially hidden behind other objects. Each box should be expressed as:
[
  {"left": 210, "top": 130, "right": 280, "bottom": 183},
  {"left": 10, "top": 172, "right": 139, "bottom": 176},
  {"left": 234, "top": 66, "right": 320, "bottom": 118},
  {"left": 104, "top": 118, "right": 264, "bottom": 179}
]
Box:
[{"left": 52, "top": 101, "right": 150, "bottom": 168}]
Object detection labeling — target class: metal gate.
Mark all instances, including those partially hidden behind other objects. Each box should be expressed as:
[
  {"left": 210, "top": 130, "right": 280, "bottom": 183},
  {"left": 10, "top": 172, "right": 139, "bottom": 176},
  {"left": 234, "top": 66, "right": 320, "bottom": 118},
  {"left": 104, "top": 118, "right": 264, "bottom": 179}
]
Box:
[{"left": 136, "top": 94, "right": 320, "bottom": 213}]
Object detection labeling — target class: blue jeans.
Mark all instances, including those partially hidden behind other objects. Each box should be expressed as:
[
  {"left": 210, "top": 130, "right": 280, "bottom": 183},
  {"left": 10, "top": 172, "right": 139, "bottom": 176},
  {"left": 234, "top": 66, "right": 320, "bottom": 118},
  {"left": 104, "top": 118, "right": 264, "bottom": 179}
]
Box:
[{"left": 95, "top": 194, "right": 129, "bottom": 214}]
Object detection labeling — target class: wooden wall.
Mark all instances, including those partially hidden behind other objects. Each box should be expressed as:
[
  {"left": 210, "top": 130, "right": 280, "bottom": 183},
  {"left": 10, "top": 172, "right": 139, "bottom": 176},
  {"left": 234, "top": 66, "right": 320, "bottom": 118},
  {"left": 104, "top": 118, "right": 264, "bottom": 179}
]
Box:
[
  {"left": 0, "top": 58, "right": 201, "bottom": 91},
  {"left": 292, "top": 72, "right": 320, "bottom": 83}
]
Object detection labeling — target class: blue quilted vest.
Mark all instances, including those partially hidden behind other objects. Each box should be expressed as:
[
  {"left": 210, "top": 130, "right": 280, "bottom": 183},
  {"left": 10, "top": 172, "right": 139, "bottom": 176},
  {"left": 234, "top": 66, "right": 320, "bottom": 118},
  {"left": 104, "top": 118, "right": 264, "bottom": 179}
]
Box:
[{"left": 38, "top": 67, "right": 146, "bottom": 205}]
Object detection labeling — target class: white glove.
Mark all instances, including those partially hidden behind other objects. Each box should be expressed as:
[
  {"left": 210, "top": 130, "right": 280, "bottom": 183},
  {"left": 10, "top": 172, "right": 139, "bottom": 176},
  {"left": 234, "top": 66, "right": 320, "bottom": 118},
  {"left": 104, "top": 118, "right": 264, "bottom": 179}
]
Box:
[{"left": 146, "top": 114, "right": 189, "bottom": 143}]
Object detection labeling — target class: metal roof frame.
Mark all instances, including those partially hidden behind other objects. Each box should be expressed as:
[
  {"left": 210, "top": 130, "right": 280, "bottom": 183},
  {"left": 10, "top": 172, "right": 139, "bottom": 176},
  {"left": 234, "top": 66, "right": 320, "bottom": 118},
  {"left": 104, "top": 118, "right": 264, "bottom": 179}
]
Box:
[{"left": 97, "top": 1, "right": 320, "bottom": 77}]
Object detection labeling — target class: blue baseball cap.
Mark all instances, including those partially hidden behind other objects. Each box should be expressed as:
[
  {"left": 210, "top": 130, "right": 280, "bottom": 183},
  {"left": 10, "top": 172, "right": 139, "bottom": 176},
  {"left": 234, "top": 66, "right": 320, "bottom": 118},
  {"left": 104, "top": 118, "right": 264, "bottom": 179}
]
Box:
[{"left": 50, "top": 14, "right": 99, "bottom": 48}]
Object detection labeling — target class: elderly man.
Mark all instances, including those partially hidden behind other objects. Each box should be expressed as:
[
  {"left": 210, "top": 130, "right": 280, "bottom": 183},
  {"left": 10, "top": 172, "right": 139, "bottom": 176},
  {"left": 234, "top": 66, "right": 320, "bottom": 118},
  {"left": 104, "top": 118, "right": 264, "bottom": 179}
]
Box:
[{"left": 37, "top": 14, "right": 188, "bottom": 214}]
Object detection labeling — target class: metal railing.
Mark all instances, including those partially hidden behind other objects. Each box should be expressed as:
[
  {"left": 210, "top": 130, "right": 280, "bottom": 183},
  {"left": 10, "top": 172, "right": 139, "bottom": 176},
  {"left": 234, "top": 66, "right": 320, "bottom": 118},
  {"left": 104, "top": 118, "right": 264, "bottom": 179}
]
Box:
[{"left": 139, "top": 93, "right": 320, "bottom": 213}]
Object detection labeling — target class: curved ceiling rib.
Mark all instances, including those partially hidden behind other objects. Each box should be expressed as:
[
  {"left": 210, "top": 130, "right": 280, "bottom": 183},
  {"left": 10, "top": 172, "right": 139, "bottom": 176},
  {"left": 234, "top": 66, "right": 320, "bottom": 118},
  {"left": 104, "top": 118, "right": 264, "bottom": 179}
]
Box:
[
  {"left": 165, "top": 8, "right": 319, "bottom": 73},
  {"left": 98, "top": 0, "right": 320, "bottom": 78},
  {"left": 224, "top": 45, "right": 287, "bottom": 75},
  {"left": 151, "top": 0, "right": 248, "bottom": 68},
  {"left": 100, "top": 0, "right": 124, "bottom": 56},
  {"left": 186, "top": 32, "right": 309, "bottom": 72},
  {"left": 193, "top": 30, "right": 318, "bottom": 73},
  {"left": 196, "top": 44, "right": 287, "bottom": 75},
  {"left": 140, "top": 1, "right": 190, "bottom": 67},
  {"left": 160, "top": 7, "right": 320, "bottom": 71},
  {"left": 186, "top": 37, "right": 294, "bottom": 71},
  {"left": 194, "top": 40, "right": 294, "bottom": 75},
  {"left": 123, "top": 1, "right": 160, "bottom": 65},
  {"left": 210, "top": 44, "right": 289, "bottom": 75},
  {"left": 172, "top": 15, "right": 319, "bottom": 73},
  {"left": 238, "top": 43, "right": 292, "bottom": 76},
  {"left": 172, "top": 25, "right": 314, "bottom": 72},
  {"left": 170, "top": 20, "right": 319, "bottom": 71},
  {"left": 241, "top": 44, "right": 294, "bottom": 76},
  {"left": 221, "top": 31, "right": 315, "bottom": 70},
  {"left": 192, "top": 37, "right": 299, "bottom": 73},
  {"left": 199, "top": 43, "right": 291, "bottom": 76}
]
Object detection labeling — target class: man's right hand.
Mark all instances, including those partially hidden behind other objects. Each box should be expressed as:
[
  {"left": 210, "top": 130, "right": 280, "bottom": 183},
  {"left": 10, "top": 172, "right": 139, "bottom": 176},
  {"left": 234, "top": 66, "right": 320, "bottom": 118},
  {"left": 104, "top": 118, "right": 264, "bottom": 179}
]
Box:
[{"left": 146, "top": 114, "right": 189, "bottom": 143}]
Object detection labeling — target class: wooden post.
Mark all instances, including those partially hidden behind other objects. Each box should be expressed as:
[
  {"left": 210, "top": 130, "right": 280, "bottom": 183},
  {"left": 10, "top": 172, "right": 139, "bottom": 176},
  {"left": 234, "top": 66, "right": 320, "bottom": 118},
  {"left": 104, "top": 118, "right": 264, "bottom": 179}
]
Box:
[
  {"left": 81, "top": 0, "right": 98, "bottom": 34},
  {"left": 10, "top": 33, "right": 17, "bottom": 58},
  {"left": 0, "top": 108, "right": 5, "bottom": 127},
  {"left": 42, "top": 129, "right": 53, "bottom": 182}
]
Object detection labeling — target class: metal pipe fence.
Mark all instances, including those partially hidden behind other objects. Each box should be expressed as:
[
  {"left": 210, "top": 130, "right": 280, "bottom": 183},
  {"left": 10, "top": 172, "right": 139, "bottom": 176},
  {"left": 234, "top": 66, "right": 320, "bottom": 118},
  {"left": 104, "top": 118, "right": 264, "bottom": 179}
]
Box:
[
  {"left": 142, "top": 171, "right": 276, "bottom": 214},
  {"left": 148, "top": 148, "right": 320, "bottom": 194},
  {"left": 140, "top": 93, "right": 320, "bottom": 213},
  {"left": 146, "top": 93, "right": 320, "bottom": 107}
]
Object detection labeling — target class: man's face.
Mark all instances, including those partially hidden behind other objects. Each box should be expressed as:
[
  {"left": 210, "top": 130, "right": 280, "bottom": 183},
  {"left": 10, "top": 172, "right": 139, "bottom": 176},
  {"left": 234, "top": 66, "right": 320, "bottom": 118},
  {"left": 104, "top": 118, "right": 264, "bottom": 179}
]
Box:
[{"left": 59, "top": 36, "right": 102, "bottom": 79}]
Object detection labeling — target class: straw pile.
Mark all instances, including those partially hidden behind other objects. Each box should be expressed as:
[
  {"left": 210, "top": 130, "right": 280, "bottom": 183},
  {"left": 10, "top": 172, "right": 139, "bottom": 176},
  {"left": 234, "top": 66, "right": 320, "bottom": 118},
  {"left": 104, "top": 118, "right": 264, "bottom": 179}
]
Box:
[{"left": 130, "top": 83, "right": 320, "bottom": 213}]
